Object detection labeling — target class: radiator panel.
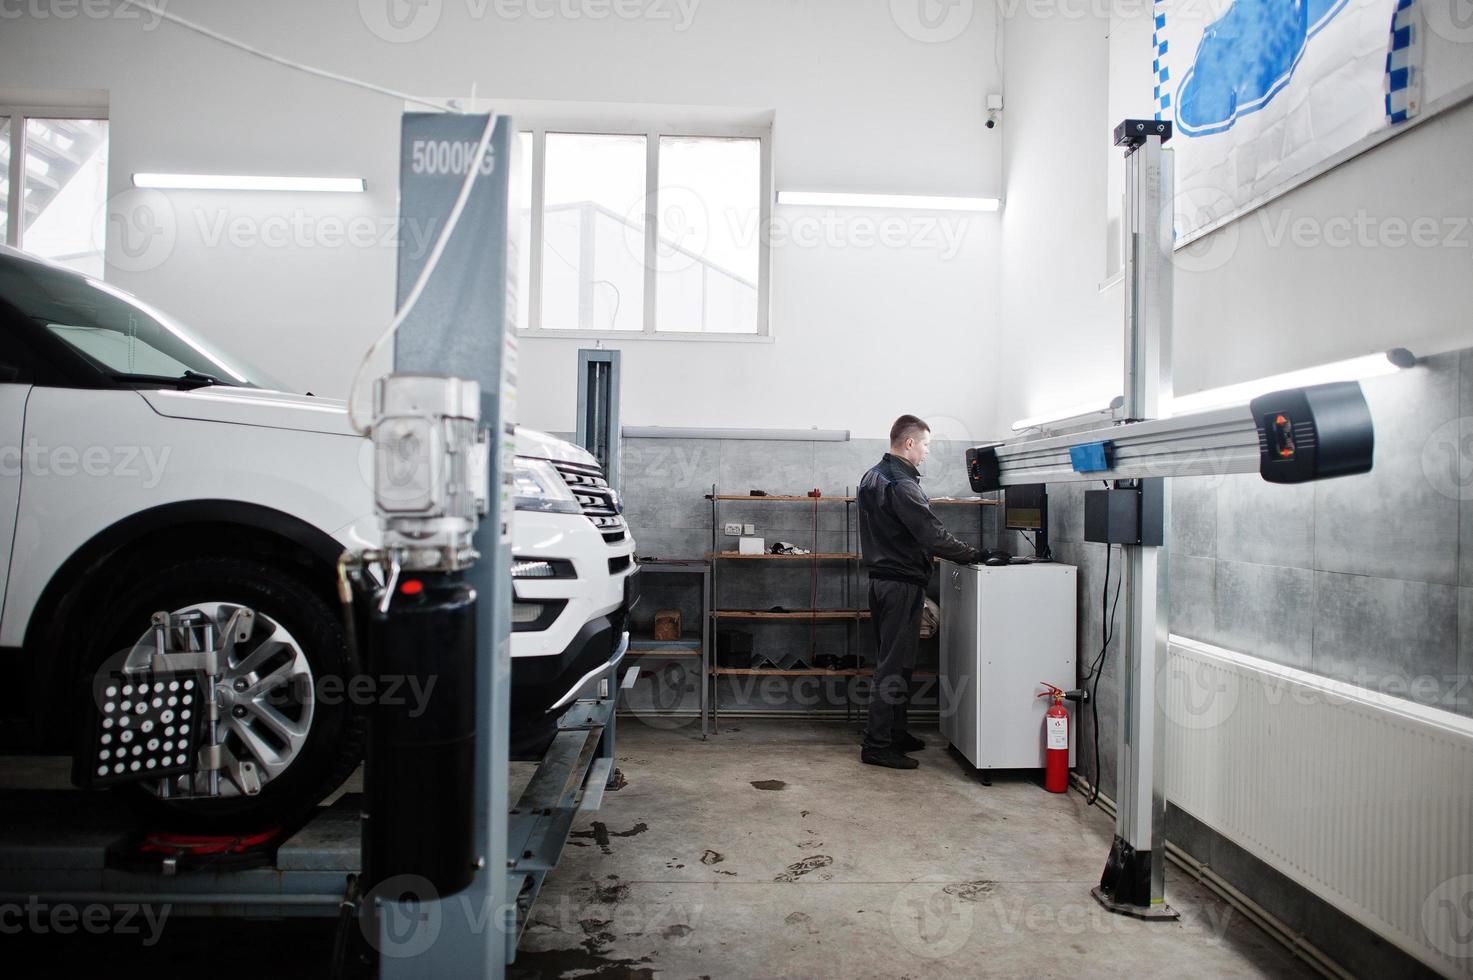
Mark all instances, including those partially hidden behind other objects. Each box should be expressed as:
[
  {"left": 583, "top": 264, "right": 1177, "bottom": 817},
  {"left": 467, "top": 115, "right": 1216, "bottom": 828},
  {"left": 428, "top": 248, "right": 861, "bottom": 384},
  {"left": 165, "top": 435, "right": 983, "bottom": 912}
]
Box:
[{"left": 1164, "top": 635, "right": 1473, "bottom": 978}]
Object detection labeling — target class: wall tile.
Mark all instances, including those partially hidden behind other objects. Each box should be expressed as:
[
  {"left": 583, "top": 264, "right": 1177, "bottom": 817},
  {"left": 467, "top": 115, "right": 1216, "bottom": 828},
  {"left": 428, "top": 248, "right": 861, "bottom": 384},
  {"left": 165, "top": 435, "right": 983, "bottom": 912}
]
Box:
[
  {"left": 1217, "top": 473, "right": 1314, "bottom": 568},
  {"left": 1460, "top": 352, "right": 1473, "bottom": 588},
  {"left": 1314, "top": 352, "right": 1461, "bottom": 585},
  {"left": 815, "top": 439, "right": 884, "bottom": 496},
  {"left": 627, "top": 526, "right": 709, "bottom": 563},
  {"left": 920, "top": 436, "right": 977, "bottom": 499},
  {"left": 1169, "top": 553, "right": 1216, "bottom": 642},
  {"left": 1044, "top": 482, "right": 1086, "bottom": 544},
  {"left": 1169, "top": 476, "right": 1217, "bottom": 559},
  {"left": 621, "top": 437, "right": 719, "bottom": 530},
  {"left": 718, "top": 439, "right": 815, "bottom": 496},
  {"left": 1312, "top": 571, "right": 1460, "bottom": 711},
  {"left": 1459, "top": 587, "right": 1473, "bottom": 719},
  {"left": 1211, "top": 561, "right": 1314, "bottom": 669}
]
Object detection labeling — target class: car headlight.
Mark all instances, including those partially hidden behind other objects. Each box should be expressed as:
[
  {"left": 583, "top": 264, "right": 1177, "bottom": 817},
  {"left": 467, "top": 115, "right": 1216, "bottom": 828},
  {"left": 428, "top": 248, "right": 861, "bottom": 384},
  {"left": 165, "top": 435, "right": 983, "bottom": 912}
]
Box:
[{"left": 513, "top": 457, "right": 582, "bottom": 514}]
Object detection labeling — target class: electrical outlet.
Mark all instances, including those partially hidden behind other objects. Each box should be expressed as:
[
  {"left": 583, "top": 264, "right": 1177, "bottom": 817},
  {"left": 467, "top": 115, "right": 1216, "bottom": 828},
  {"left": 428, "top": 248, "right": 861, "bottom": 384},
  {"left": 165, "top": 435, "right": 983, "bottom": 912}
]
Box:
[
  {"left": 723, "top": 522, "right": 742, "bottom": 536},
  {"left": 743, "top": 523, "right": 756, "bottom": 535}
]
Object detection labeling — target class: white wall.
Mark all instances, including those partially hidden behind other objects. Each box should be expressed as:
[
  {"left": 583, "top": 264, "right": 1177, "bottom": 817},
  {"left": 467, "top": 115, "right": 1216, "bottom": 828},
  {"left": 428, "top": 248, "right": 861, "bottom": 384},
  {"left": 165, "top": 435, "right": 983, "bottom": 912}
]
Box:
[
  {"left": 0, "top": 0, "right": 1003, "bottom": 440},
  {"left": 995, "top": 6, "right": 1119, "bottom": 433},
  {"left": 996, "top": 4, "right": 1473, "bottom": 432}
]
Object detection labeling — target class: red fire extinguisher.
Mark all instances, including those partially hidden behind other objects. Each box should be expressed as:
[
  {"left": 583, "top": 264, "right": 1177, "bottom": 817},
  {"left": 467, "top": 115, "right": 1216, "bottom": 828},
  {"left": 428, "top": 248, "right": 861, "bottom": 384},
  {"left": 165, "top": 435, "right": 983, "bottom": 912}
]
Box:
[{"left": 1038, "top": 682, "right": 1070, "bottom": 794}]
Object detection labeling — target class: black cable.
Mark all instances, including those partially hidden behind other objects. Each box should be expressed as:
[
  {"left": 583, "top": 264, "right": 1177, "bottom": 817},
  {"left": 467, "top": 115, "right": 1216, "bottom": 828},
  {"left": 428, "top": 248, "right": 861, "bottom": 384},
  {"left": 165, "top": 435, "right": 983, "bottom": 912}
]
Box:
[
  {"left": 330, "top": 873, "right": 362, "bottom": 980},
  {"left": 1080, "top": 543, "right": 1123, "bottom": 807},
  {"left": 1017, "top": 529, "right": 1053, "bottom": 561}
]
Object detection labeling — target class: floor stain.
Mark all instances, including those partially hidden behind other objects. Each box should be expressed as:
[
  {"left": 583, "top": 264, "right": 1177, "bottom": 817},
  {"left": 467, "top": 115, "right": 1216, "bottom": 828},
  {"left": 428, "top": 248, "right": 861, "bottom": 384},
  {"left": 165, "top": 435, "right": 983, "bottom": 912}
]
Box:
[
  {"left": 750, "top": 779, "right": 786, "bottom": 791},
  {"left": 943, "top": 880, "right": 997, "bottom": 902},
  {"left": 571, "top": 821, "right": 650, "bottom": 855},
  {"left": 775, "top": 854, "right": 833, "bottom": 882},
  {"left": 714, "top": 869, "right": 738, "bottom": 876},
  {"left": 661, "top": 923, "right": 694, "bottom": 939},
  {"left": 800, "top": 809, "right": 812, "bottom": 818},
  {"left": 784, "top": 911, "right": 820, "bottom": 935},
  {"left": 510, "top": 944, "right": 655, "bottom": 980},
  {"left": 798, "top": 839, "right": 823, "bottom": 848},
  {"left": 700, "top": 849, "right": 725, "bottom": 865},
  {"left": 591, "top": 881, "right": 631, "bottom": 904}
]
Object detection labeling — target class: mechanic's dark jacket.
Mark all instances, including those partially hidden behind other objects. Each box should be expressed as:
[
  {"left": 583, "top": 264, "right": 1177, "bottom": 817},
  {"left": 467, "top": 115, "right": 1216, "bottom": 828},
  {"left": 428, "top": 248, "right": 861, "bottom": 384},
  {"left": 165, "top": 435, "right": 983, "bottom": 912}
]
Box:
[{"left": 858, "top": 453, "right": 982, "bottom": 585}]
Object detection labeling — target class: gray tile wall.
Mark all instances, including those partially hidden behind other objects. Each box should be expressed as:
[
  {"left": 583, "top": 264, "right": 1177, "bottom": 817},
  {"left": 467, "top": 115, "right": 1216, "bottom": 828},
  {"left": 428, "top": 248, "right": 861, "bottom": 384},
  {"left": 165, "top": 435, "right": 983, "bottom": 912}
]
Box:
[
  {"left": 617, "top": 433, "right": 995, "bottom": 713},
  {"left": 1025, "top": 348, "right": 1473, "bottom": 801}
]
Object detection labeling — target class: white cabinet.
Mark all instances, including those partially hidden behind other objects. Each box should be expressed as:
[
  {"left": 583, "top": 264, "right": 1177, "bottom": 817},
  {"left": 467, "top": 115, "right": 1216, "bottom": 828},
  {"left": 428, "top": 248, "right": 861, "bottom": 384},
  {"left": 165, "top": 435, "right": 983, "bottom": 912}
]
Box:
[{"left": 938, "top": 560, "right": 1077, "bottom": 771}]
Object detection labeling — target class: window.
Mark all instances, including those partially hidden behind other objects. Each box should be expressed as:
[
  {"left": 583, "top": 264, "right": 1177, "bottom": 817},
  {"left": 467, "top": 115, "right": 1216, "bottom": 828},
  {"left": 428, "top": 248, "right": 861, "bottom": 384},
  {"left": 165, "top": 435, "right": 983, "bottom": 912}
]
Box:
[
  {"left": 518, "top": 120, "right": 769, "bottom": 338},
  {"left": 1, "top": 108, "right": 110, "bottom": 279}
]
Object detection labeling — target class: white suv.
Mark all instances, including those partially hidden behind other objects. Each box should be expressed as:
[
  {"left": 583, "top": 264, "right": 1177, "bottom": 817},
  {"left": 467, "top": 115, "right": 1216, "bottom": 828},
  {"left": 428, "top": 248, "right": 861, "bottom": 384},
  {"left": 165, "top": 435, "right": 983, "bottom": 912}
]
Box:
[{"left": 0, "top": 246, "right": 636, "bottom": 828}]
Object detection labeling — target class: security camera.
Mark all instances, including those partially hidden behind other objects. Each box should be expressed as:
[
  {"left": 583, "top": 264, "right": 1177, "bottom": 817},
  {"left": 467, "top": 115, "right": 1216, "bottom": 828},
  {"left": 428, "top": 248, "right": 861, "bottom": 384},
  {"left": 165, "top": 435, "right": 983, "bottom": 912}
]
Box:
[{"left": 985, "top": 94, "right": 1003, "bottom": 130}]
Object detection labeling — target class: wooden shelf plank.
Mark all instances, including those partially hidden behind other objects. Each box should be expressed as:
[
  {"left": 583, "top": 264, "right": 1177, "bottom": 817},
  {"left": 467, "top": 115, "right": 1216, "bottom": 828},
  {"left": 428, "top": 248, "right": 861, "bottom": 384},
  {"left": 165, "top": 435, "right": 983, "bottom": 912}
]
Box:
[
  {"left": 706, "top": 494, "right": 994, "bottom": 505},
  {"left": 707, "top": 494, "right": 853, "bottom": 502},
  {"left": 713, "top": 668, "right": 938, "bottom": 677},
  {"left": 706, "top": 552, "right": 857, "bottom": 561},
  {"left": 713, "top": 610, "right": 870, "bottom": 619}
]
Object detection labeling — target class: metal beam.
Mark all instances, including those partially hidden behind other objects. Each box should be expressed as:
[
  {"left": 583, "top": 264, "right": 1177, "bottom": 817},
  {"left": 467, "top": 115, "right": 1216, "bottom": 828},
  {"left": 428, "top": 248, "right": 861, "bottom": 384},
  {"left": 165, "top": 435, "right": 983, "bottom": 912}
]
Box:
[{"left": 985, "top": 406, "right": 1260, "bottom": 487}]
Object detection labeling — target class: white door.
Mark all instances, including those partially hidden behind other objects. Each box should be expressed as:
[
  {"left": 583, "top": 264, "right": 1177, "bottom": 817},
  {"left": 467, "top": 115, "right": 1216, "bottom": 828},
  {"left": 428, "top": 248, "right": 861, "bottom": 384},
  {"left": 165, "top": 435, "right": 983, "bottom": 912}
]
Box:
[{"left": 0, "top": 382, "right": 30, "bottom": 618}]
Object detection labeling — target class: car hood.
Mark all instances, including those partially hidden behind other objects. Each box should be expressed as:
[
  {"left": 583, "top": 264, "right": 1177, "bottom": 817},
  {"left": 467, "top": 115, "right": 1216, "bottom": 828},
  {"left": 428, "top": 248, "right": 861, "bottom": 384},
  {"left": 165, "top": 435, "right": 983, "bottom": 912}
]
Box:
[
  {"left": 139, "top": 387, "right": 361, "bottom": 437},
  {"left": 139, "top": 389, "right": 601, "bottom": 469},
  {"left": 515, "top": 426, "right": 600, "bottom": 468}
]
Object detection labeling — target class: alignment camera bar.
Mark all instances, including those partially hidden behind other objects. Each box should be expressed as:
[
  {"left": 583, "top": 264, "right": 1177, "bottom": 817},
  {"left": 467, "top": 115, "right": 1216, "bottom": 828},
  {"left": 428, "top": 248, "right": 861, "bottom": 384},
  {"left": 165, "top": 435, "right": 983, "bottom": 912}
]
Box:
[{"left": 967, "top": 381, "right": 1374, "bottom": 492}]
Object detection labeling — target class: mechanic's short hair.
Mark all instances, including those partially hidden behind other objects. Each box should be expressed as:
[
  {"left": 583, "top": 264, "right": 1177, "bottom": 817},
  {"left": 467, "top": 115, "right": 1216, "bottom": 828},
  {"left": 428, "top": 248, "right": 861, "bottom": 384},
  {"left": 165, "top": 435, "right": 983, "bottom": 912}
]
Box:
[{"left": 889, "top": 414, "right": 931, "bottom": 448}]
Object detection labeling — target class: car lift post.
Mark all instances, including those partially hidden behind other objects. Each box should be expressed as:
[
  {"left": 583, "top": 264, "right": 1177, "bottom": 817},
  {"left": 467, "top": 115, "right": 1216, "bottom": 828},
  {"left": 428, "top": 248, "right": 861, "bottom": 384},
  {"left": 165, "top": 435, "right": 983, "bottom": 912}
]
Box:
[
  {"left": 380, "top": 111, "right": 518, "bottom": 975},
  {"left": 576, "top": 347, "right": 622, "bottom": 494},
  {"left": 1099, "top": 118, "right": 1177, "bottom": 919},
  {"left": 965, "top": 120, "right": 1376, "bottom": 918}
]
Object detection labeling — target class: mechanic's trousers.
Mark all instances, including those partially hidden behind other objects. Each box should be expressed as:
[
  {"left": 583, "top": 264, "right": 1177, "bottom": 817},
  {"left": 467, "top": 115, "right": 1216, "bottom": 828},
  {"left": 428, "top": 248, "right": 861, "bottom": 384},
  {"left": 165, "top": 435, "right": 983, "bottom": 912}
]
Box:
[{"left": 862, "top": 578, "right": 924, "bottom": 752}]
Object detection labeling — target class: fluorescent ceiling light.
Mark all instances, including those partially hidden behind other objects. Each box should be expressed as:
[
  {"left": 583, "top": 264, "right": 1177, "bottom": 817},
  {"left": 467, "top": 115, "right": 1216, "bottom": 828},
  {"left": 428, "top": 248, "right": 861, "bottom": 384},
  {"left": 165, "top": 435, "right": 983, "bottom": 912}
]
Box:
[
  {"left": 777, "top": 191, "right": 1000, "bottom": 212},
  {"left": 623, "top": 426, "right": 849, "bottom": 442},
  {"left": 1170, "top": 349, "right": 1413, "bottom": 416},
  {"left": 1011, "top": 395, "right": 1124, "bottom": 433},
  {"left": 133, "top": 173, "right": 366, "bottom": 192}
]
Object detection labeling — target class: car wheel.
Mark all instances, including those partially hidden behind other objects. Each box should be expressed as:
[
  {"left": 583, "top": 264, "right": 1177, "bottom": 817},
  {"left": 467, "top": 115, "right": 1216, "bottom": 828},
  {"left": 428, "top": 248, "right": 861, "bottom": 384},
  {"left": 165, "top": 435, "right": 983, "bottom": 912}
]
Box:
[{"left": 81, "top": 557, "right": 364, "bottom": 831}]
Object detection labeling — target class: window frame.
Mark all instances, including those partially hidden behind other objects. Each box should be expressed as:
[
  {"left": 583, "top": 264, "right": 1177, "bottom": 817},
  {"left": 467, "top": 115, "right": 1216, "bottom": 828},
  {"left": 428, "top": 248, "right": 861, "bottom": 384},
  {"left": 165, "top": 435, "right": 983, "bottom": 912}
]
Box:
[
  {"left": 516, "top": 117, "right": 773, "bottom": 343},
  {"left": 0, "top": 103, "right": 110, "bottom": 253}
]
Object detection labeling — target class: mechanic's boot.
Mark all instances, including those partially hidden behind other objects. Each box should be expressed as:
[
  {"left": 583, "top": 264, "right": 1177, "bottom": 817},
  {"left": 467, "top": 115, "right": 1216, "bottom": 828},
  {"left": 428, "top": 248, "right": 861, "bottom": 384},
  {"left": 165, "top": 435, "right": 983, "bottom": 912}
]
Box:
[
  {"left": 861, "top": 748, "right": 919, "bottom": 770},
  {"left": 891, "top": 731, "right": 926, "bottom": 753}
]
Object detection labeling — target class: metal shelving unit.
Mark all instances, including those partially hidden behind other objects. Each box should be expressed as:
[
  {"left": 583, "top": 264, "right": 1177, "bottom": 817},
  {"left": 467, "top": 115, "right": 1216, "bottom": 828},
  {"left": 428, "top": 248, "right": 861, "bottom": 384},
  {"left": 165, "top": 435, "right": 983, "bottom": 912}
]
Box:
[
  {"left": 624, "top": 558, "right": 711, "bottom": 736},
  {"left": 705, "top": 486, "right": 995, "bottom": 728}
]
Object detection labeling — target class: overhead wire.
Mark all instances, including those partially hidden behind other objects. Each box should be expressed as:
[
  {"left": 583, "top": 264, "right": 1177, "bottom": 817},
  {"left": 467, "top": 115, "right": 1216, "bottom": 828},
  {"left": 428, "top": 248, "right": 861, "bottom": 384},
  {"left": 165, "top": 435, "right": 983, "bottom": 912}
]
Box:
[{"left": 107, "top": 1, "right": 499, "bottom": 433}]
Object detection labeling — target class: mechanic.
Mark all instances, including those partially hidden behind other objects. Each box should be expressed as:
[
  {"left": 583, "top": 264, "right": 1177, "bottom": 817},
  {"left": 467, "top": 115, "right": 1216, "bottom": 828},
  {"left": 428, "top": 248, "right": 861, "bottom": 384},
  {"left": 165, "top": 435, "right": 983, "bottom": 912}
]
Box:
[{"left": 856, "top": 415, "right": 983, "bottom": 769}]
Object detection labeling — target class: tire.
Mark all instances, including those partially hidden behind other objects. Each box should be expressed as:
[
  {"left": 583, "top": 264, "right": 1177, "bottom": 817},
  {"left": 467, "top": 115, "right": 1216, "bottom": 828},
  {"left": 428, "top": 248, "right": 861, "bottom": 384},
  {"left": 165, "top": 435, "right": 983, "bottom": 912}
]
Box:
[{"left": 79, "top": 557, "right": 364, "bottom": 831}]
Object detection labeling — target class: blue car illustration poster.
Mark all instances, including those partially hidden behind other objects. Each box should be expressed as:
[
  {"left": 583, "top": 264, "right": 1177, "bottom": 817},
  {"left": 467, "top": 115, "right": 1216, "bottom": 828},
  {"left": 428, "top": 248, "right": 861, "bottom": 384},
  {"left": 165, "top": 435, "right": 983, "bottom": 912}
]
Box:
[{"left": 1154, "top": 0, "right": 1413, "bottom": 239}]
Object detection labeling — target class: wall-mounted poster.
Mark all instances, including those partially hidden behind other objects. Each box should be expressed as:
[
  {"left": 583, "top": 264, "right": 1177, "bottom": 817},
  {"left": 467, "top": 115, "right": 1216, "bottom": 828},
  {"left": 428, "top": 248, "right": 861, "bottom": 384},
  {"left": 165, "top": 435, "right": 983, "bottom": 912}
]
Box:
[{"left": 1153, "top": 0, "right": 1420, "bottom": 239}]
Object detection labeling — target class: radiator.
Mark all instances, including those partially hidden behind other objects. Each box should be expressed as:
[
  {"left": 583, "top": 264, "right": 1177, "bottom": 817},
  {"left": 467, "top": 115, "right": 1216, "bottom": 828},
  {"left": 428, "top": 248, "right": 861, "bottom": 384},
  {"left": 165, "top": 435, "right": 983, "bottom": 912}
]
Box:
[{"left": 1163, "top": 635, "right": 1473, "bottom": 978}]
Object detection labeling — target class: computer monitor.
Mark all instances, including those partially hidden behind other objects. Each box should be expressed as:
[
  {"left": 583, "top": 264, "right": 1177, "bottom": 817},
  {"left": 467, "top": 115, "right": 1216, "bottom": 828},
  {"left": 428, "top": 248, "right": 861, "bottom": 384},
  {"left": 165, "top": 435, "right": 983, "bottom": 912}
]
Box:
[
  {"left": 1004, "top": 483, "right": 1049, "bottom": 559},
  {"left": 1004, "top": 483, "right": 1046, "bottom": 530}
]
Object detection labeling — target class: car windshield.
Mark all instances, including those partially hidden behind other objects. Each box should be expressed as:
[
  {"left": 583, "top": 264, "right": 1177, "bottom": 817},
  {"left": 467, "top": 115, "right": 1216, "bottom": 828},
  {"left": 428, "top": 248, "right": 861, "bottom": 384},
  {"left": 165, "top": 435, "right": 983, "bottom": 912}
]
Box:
[{"left": 0, "top": 251, "right": 288, "bottom": 390}]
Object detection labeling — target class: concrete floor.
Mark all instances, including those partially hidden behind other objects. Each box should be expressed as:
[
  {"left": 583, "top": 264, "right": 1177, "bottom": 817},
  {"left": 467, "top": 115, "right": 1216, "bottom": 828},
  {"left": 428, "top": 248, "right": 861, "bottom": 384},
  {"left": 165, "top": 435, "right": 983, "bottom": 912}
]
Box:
[
  {"left": 511, "top": 717, "right": 1313, "bottom": 979},
  {"left": 0, "top": 720, "right": 1316, "bottom": 978}
]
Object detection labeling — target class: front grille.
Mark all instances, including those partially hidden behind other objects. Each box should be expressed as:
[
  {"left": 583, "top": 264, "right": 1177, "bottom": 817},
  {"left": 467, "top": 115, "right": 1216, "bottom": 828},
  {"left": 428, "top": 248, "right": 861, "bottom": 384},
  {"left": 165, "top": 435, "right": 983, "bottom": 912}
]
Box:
[{"left": 552, "top": 459, "right": 629, "bottom": 544}]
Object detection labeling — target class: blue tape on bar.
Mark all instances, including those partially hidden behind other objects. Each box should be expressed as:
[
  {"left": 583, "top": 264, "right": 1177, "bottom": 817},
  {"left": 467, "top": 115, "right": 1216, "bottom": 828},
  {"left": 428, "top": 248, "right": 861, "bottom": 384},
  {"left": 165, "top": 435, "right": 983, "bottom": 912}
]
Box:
[{"left": 1070, "top": 441, "right": 1114, "bottom": 473}]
